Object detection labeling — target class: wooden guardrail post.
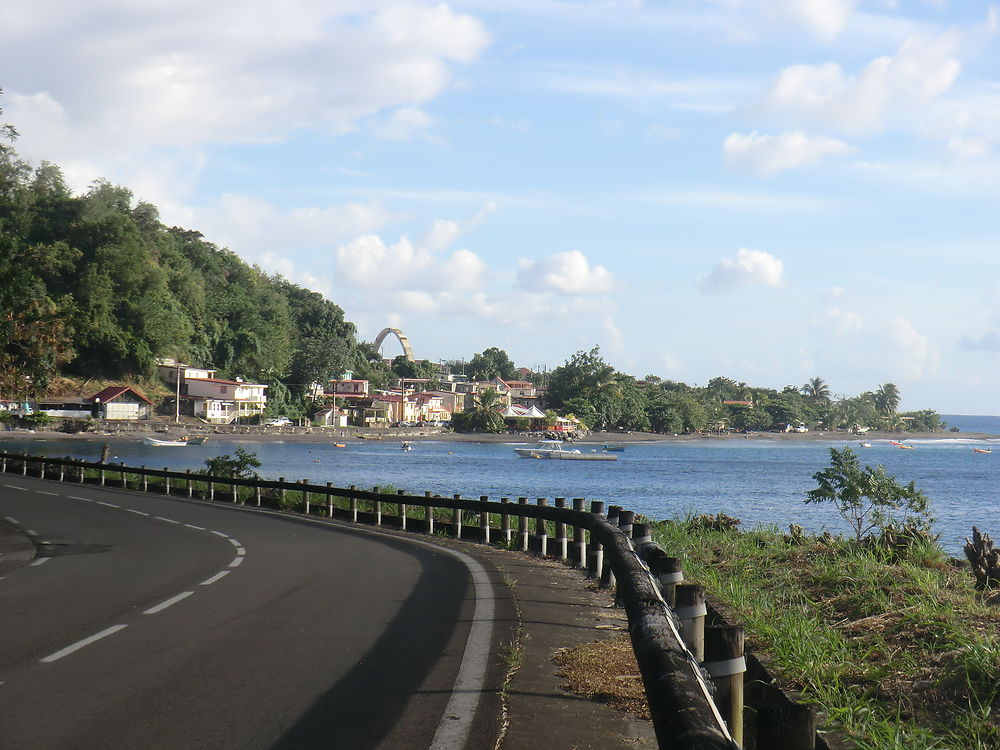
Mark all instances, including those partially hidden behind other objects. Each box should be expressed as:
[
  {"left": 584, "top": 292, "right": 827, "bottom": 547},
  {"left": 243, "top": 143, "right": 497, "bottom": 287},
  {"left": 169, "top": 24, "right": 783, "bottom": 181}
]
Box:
[
  {"left": 518, "top": 497, "right": 529, "bottom": 551},
  {"left": 424, "top": 491, "right": 434, "bottom": 534},
  {"left": 326, "top": 482, "right": 334, "bottom": 517},
  {"left": 302, "top": 480, "right": 310, "bottom": 513},
  {"left": 350, "top": 486, "right": 358, "bottom": 522},
  {"left": 120, "top": 464, "right": 127, "bottom": 488},
  {"left": 373, "top": 486, "right": 382, "bottom": 526},
  {"left": 704, "top": 625, "right": 746, "bottom": 745},
  {"left": 59, "top": 461, "right": 65, "bottom": 482},
  {"left": 39, "top": 460, "right": 46, "bottom": 480},
  {"left": 588, "top": 500, "right": 605, "bottom": 579},
  {"left": 209, "top": 476, "right": 215, "bottom": 500},
  {"left": 535, "top": 498, "right": 548, "bottom": 556},
  {"left": 232, "top": 478, "right": 239, "bottom": 504},
  {"left": 675, "top": 583, "right": 707, "bottom": 661},
  {"left": 1, "top": 454, "right": 6, "bottom": 473},
  {"left": 452, "top": 494, "right": 462, "bottom": 538},
  {"left": 617, "top": 509, "right": 633, "bottom": 538},
  {"left": 632, "top": 522, "right": 651, "bottom": 546},
  {"left": 479, "top": 496, "right": 489, "bottom": 543},
  {"left": 399, "top": 490, "right": 408, "bottom": 530},
  {"left": 164, "top": 468, "right": 170, "bottom": 495},
  {"left": 572, "top": 498, "right": 586, "bottom": 566},
  {"left": 500, "top": 497, "right": 511, "bottom": 543},
  {"left": 256, "top": 480, "right": 262, "bottom": 507},
  {"left": 554, "top": 497, "right": 568, "bottom": 560},
  {"left": 757, "top": 702, "right": 816, "bottom": 749}
]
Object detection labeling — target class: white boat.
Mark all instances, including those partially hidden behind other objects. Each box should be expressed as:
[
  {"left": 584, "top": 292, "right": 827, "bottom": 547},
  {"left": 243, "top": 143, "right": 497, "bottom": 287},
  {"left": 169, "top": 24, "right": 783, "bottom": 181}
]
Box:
[
  {"left": 143, "top": 436, "right": 189, "bottom": 447},
  {"left": 513, "top": 439, "right": 617, "bottom": 461}
]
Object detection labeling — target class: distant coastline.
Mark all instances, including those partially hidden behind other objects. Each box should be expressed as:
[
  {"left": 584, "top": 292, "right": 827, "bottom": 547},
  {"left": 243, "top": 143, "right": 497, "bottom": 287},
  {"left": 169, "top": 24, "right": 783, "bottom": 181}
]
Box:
[{"left": 1, "top": 426, "right": 997, "bottom": 447}]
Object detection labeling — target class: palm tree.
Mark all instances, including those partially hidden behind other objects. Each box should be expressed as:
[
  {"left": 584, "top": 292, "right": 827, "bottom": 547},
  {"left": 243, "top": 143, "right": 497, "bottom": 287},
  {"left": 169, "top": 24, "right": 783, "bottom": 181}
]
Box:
[
  {"left": 466, "top": 387, "right": 505, "bottom": 433},
  {"left": 873, "top": 383, "right": 901, "bottom": 417},
  {"left": 801, "top": 377, "right": 831, "bottom": 403}
]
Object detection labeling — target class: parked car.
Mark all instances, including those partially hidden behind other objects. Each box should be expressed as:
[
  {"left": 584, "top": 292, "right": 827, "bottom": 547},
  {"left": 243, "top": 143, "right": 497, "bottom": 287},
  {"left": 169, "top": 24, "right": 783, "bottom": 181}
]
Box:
[{"left": 265, "top": 416, "right": 292, "bottom": 427}]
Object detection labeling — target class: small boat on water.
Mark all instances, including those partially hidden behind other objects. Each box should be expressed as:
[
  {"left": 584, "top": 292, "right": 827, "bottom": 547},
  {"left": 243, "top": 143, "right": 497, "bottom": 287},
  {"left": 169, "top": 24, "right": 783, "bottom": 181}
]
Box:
[
  {"left": 514, "top": 439, "right": 617, "bottom": 461},
  {"left": 603, "top": 444, "right": 626, "bottom": 452},
  {"left": 974, "top": 447, "right": 992, "bottom": 454},
  {"left": 859, "top": 442, "right": 872, "bottom": 448},
  {"left": 334, "top": 443, "right": 346, "bottom": 448},
  {"left": 401, "top": 441, "right": 412, "bottom": 452},
  {"left": 183, "top": 436, "right": 207, "bottom": 445},
  {"left": 897, "top": 444, "right": 915, "bottom": 450},
  {"left": 143, "top": 436, "right": 189, "bottom": 447}
]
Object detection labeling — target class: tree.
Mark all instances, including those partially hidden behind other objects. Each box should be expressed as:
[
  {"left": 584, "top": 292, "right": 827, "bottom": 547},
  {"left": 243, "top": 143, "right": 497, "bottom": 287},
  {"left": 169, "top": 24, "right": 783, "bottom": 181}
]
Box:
[
  {"left": 466, "top": 347, "right": 516, "bottom": 382},
  {"left": 805, "top": 447, "right": 932, "bottom": 541},
  {"left": 873, "top": 383, "right": 901, "bottom": 417},
  {"left": 801, "top": 376, "right": 831, "bottom": 403},
  {"left": 453, "top": 387, "right": 505, "bottom": 433},
  {"left": 203, "top": 447, "right": 262, "bottom": 480}
]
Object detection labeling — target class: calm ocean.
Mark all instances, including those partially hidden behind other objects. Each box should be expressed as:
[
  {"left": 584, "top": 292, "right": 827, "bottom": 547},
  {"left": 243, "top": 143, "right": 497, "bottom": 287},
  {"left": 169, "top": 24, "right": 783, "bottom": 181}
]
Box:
[{"left": 4, "top": 422, "right": 1000, "bottom": 555}]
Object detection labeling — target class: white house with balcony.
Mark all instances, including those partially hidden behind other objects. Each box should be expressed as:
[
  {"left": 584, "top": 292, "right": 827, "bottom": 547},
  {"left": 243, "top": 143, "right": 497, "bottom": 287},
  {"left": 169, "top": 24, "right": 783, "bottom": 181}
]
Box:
[{"left": 184, "top": 378, "right": 268, "bottom": 424}]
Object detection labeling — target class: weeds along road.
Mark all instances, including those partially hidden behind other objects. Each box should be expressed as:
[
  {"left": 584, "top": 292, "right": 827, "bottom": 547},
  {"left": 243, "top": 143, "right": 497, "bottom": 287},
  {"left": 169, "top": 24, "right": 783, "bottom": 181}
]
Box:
[{"left": 0, "top": 475, "right": 506, "bottom": 750}]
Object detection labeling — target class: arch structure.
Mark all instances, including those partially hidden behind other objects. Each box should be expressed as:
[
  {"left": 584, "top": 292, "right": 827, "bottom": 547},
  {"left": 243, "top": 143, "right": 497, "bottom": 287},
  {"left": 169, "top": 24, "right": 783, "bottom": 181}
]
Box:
[{"left": 373, "top": 327, "right": 415, "bottom": 362}]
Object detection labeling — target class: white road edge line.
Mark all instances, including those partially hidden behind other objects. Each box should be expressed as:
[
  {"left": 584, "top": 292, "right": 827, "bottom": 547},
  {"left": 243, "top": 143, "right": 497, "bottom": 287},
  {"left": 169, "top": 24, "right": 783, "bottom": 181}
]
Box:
[
  {"left": 4, "top": 516, "right": 19, "bottom": 524},
  {"left": 40, "top": 624, "right": 128, "bottom": 663},
  {"left": 3, "top": 485, "right": 25, "bottom": 490},
  {"left": 210, "top": 530, "right": 229, "bottom": 538},
  {"left": 228, "top": 557, "right": 243, "bottom": 568},
  {"left": 127, "top": 509, "right": 149, "bottom": 516},
  {"left": 143, "top": 591, "right": 194, "bottom": 615},
  {"left": 68, "top": 496, "right": 89, "bottom": 501},
  {"left": 29, "top": 557, "right": 50, "bottom": 567},
  {"left": 428, "top": 550, "right": 495, "bottom": 750},
  {"left": 154, "top": 516, "right": 180, "bottom": 524},
  {"left": 35, "top": 490, "right": 58, "bottom": 496},
  {"left": 200, "top": 571, "right": 230, "bottom": 586},
  {"left": 184, "top": 524, "right": 206, "bottom": 531}
]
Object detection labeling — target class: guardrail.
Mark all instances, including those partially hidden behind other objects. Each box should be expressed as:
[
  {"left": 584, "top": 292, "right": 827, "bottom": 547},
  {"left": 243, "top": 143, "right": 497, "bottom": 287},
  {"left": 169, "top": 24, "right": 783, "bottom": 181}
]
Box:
[{"left": 3, "top": 450, "right": 816, "bottom": 749}]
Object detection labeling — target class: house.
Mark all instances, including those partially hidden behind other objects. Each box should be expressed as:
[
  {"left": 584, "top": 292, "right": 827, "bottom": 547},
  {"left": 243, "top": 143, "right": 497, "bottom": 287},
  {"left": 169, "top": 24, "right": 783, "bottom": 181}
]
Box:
[
  {"left": 421, "top": 390, "right": 463, "bottom": 418},
  {"left": 89, "top": 386, "right": 153, "bottom": 420},
  {"left": 156, "top": 359, "right": 218, "bottom": 388},
  {"left": 327, "top": 379, "right": 370, "bottom": 399},
  {"left": 184, "top": 378, "right": 268, "bottom": 424},
  {"left": 36, "top": 398, "right": 95, "bottom": 419},
  {"left": 343, "top": 398, "right": 392, "bottom": 427},
  {"left": 314, "top": 407, "right": 349, "bottom": 428}
]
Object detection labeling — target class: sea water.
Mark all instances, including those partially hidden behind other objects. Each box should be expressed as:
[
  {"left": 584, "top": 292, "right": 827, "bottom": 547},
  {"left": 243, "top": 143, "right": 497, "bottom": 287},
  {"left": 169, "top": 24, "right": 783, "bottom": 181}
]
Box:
[{"left": 3, "top": 431, "right": 999, "bottom": 555}]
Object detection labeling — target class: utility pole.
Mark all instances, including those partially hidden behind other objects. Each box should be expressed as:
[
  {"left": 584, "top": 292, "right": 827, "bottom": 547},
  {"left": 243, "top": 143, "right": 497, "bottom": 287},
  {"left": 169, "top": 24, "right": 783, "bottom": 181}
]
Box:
[{"left": 175, "top": 362, "right": 181, "bottom": 423}]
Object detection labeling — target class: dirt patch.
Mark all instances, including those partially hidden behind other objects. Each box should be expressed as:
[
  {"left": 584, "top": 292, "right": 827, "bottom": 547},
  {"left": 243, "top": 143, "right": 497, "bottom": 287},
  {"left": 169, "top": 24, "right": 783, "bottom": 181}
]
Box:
[{"left": 553, "top": 633, "right": 650, "bottom": 719}]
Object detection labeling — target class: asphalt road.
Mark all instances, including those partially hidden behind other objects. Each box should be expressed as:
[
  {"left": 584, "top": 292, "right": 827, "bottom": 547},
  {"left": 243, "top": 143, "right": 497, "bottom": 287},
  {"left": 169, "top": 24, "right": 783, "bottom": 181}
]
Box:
[{"left": 0, "top": 475, "right": 505, "bottom": 749}]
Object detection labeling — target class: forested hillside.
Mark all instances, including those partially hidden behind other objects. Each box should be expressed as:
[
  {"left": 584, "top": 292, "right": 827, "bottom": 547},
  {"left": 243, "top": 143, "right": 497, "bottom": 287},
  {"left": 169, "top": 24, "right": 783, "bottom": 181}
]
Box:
[{"left": 0, "top": 106, "right": 359, "bottom": 405}]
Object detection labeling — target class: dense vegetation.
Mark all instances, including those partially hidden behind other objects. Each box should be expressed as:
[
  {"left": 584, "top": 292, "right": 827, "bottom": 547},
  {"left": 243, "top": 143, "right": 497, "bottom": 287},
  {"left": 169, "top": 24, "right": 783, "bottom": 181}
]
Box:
[
  {"left": 0, "top": 95, "right": 360, "bottom": 412},
  {"left": 655, "top": 514, "right": 1000, "bottom": 749},
  {"left": 542, "top": 346, "right": 942, "bottom": 434}
]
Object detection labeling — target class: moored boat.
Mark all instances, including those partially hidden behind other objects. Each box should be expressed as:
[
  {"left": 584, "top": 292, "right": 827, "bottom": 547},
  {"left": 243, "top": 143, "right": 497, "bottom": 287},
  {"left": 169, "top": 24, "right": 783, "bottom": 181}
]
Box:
[
  {"left": 514, "top": 440, "right": 617, "bottom": 461},
  {"left": 603, "top": 444, "right": 626, "bottom": 452},
  {"left": 143, "top": 436, "right": 189, "bottom": 447},
  {"left": 974, "top": 447, "right": 992, "bottom": 454}
]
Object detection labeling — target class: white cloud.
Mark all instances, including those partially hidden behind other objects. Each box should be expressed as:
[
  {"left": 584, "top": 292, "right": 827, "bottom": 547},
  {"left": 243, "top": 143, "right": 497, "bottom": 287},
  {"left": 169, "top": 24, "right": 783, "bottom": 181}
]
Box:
[
  {"left": 335, "top": 233, "right": 489, "bottom": 293},
  {"left": 724, "top": 130, "right": 856, "bottom": 175},
  {"left": 699, "top": 248, "right": 784, "bottom": 293},
  {"left": 370, "top": 107, "right": 436, "bottom": 142},
  {"left": 748, "top": 32, "right": 961, "bottom": 134},
  {"left": 810, "top": 309, "right": 937, "bottom": 381},
  {"left": 2, "top": 1, "right": 489, "bottom": 159},
  {"left": 170, "top": 194, "right": 393, "bottom": 260},
  {"left": 516, "top": 250, "right": 616, "bottom": 295},
  {"left": 420, "top": 201, "right": 497, "bottom": 251}
]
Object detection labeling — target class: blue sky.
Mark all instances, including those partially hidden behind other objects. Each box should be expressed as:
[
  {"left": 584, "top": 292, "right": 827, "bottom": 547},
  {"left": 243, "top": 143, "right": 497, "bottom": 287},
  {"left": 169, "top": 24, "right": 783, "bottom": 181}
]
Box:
[{"left": 3, "top": 1, "right": 1000, "bottom": 413}]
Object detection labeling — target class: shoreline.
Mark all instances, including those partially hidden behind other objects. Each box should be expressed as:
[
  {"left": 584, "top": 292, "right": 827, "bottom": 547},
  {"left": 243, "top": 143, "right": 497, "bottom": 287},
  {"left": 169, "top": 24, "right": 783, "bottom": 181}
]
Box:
[{"left": 0, "top": 426, "right": 995, "bottom": 447}]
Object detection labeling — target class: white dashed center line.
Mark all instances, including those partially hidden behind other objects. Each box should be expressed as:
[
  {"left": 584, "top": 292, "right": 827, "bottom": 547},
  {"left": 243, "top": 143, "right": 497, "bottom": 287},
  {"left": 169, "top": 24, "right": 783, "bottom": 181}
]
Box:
[
  {"left": 29, "top": 558, "right": 50, "bottom": 567},
  {"left": 35, "top": 490, "right": 57, "bottom": 496},
  {"left": 200, "top": 571, "right": 230, "bottom": 586},
  {"left": 40, "top": 625, "right": 128, "bottom": 664},
  {"left": 228, "top": 557, "right": 243, "bottom": 568},
  {"left": 96, "top": 501, "right": 119, "bottom": 509},
  {"left": 144, "top": 591, "right": 194, "bottom": 615}
]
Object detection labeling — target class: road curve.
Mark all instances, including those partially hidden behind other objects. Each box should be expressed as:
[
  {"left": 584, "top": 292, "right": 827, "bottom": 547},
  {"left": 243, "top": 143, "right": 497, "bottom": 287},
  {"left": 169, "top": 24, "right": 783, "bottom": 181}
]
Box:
[{"left": 0, "top": 475, "right": 506, "bottom": 749}]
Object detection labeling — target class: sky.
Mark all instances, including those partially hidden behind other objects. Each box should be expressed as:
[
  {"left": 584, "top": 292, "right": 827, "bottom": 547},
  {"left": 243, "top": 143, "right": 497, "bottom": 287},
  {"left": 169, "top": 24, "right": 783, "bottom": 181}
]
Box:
[{"left": 3, "top": 1, "right": 1000, "bottom": 414}]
